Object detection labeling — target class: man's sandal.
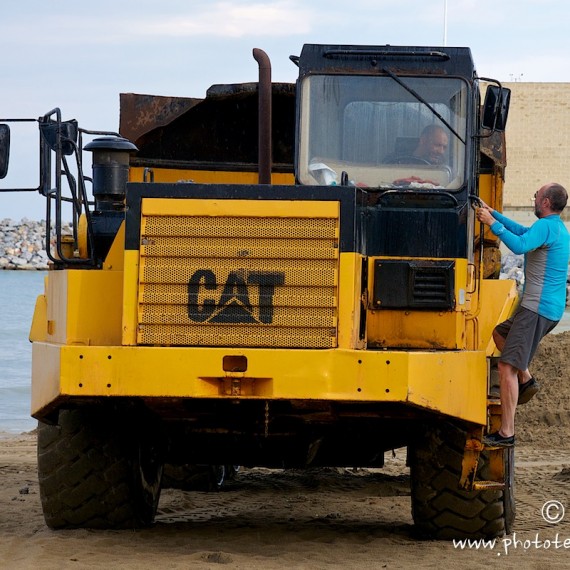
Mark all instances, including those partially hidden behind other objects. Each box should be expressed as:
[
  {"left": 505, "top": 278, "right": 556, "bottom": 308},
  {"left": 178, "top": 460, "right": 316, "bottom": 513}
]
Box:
[
  {"left": 482, "top": 432, "right": 515, "bottom": 448},
  {"left": 518, "top": 377, "right": 539, "bottom": 405}
]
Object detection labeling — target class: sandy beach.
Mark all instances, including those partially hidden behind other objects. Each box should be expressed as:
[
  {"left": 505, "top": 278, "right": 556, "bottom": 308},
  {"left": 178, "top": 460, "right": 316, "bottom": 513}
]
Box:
[{"left": 1, "top": 333, "right": 570, "bottom": 569}]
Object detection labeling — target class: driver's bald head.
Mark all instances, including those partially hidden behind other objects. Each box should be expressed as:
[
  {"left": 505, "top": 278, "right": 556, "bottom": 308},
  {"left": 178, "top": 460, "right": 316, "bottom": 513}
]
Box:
[{"left": 414, "top": 125, "right": 449, "bottom": 165}]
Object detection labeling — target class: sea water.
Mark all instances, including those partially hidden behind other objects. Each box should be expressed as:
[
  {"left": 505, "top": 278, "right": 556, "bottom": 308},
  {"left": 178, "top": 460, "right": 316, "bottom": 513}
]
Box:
[
  {"left": 0, "top": 270, "right": 568, "bottom": 435},
  {"left": 0, "top": 271, "right": 45, "bottom": 434}
]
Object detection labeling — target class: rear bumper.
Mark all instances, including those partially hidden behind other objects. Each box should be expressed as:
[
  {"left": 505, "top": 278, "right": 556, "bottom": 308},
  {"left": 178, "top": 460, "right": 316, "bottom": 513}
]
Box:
[{"left": 32, "top": 343, "right": 487, "bottom": 425}]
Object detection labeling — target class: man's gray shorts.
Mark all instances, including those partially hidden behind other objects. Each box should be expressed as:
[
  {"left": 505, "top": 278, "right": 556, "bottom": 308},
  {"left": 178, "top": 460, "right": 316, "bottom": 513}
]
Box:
[{"left": 495, "top": 306, "right": 558, "bottom": 371}]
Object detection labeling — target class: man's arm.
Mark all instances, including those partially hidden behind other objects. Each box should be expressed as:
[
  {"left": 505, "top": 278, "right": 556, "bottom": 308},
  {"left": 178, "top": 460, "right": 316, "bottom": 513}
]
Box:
[
  {"left": 493, "top": 218, "right": 550, "bottom": 255},
  {"left": 488, "top": 210, "right": 529, "bottom": 236},
  {"left": 477, "top": 205, "right": 550, "bottom": 255},
  {"left": 476, "top": 200, "right": 528, "bottom": 236}
]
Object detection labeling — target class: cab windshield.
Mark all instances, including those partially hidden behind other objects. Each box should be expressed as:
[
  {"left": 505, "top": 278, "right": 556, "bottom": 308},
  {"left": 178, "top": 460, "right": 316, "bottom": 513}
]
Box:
[{"left": 298, "top": 75, "right": 468, "bottom": 190}]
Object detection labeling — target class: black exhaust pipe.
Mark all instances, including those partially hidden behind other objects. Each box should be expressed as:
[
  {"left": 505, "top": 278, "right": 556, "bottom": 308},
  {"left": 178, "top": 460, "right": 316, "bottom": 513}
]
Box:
[{"left": 253, "top": 48, "right": 272, "bottom": 185}]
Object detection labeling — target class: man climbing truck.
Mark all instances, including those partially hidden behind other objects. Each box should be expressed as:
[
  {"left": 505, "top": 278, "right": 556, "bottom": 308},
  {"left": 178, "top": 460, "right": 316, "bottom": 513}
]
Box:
[{"left": 0, "top": 44, "right": 517, "bottom": 539}]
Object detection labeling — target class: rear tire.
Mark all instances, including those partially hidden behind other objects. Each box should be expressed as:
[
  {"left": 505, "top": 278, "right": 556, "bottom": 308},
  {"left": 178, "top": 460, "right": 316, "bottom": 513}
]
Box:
[
  {"left": 409, "top": 422, "right": 515, "bottom": 540},
  {"left": 37, "top": 407, "right": 163, "bottom": 529},
  {"left": 162, "top": 464, "right": 229, "bottom": 491}
]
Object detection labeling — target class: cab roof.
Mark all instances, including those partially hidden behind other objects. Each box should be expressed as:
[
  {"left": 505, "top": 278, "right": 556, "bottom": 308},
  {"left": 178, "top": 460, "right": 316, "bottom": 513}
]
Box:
[{"left": 296, "top": 44, "right": 477, "bottom": 80}]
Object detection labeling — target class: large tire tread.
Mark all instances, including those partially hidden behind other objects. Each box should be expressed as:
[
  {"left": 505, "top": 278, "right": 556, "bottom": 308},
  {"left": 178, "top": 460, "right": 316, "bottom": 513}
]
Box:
[
  {"left": 38, "top": 408, "right": 162, "bottom": 530},
  {"left": 410, "top": 421, "right": 514, "bottom": 540}
]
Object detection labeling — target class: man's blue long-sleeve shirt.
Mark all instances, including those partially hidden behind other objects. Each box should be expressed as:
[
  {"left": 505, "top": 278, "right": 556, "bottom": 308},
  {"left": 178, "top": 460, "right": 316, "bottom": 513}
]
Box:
[{"left": 490, "top": 211, "right": 570, "bottom": 321}]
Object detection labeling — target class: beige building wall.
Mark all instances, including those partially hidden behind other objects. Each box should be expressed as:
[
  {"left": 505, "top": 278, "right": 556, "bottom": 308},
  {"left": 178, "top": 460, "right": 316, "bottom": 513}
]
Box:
[{"left": 501, "top": 82, "right": 570, "bottom": 209}]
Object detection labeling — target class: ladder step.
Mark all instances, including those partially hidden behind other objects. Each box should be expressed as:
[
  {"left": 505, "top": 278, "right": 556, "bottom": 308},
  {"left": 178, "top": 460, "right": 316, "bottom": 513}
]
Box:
[
  {"left": 483, "top": 443, "right": 513, "bottom": 451},
  {"left": 473, "top": 480, "right": 505, "bottom": 491}
]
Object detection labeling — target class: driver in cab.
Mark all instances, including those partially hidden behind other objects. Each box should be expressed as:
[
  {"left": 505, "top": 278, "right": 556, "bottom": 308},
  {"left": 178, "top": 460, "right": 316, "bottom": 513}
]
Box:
[
  {"left": 412, "top": 125, "right": 449, "bottom": 165},
  {"left": 386, "top": 124, "right": 449, "bottom": 166}
]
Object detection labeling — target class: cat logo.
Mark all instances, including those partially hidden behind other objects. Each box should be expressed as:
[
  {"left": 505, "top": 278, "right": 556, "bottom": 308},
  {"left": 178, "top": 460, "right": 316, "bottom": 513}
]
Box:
[{"left": 188, "top": 269, "right": 285, "bottom": 324}]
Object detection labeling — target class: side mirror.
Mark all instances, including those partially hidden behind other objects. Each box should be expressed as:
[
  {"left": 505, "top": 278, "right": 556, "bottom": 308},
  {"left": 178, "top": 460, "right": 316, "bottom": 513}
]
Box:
[
  {"left": 482, "top": 85, "right": 511, "bottom": 132},
  {"left": 0, "top": 124, "right": 10, "bottom": 179}
]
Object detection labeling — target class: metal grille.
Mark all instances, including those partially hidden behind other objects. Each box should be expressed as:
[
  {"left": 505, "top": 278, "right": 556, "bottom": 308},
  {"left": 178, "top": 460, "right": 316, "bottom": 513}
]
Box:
[
  {"left": 412, "top": 271, "right": 449, "bottom": 303},
  {"left": 410, "top": 264, "right": 454, "bottom": 309},
  {"left": 373, "top": 259, "right": 454, "bottom": 310},
  {"left": 137, "top": 206, "right": 339, "bottom": 348}
]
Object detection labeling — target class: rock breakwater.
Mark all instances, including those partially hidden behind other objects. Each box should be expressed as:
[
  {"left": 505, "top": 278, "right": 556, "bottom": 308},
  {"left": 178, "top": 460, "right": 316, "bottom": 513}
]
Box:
[{"left": 0, "top": 218, "right": 52, "bottom": 270}]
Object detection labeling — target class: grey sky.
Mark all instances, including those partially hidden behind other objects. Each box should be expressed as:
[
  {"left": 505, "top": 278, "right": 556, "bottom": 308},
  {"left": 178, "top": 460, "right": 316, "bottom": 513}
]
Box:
[{"left": 1, "top": 0, "right": 569, "bottom": 220}]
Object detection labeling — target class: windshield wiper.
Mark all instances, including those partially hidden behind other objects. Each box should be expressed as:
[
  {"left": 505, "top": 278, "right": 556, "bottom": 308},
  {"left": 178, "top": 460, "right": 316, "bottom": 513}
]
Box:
[{"left": 382, "top": 68, "right": 466, "bottom": 145}]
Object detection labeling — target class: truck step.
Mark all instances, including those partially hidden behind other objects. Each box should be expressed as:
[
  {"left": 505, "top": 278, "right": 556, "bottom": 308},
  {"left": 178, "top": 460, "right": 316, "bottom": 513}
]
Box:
[{"left": 472, "top": 480, "right": 505, "bottom": 491}]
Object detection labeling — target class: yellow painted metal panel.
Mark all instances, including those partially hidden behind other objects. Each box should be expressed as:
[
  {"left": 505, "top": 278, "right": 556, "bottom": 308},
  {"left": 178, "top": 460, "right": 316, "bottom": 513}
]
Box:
[
  {"left": 66, "top": 272, "right": 123, "bottom": 345},
  {"left": 31, "top": 342, "right": 62, "bottom": 415},
  {"left": 46, "top": 271, "right": 124, "bottom": 346},
  {"left": 32, "top": 275, "right": 50, "bottom": 340},
  {"left": 366, "top": 257, "right": 470, "bottom": 349},
  {"left": 29, "top": 294, "right": 48, "bottom": 342},
  {"left": 43, "top": 268, "right": 123, "bottom": 346},
  {"left": 102, "top": 221, "right": 125, "bottom": 271},
  {"left": 46, "top": 271, "right": 68, "bottom": 344},
  {"left": 31, "top": 343, "right": 487, "bottom": 425},
  {"left": 407, "top": 350, "right": 486, "bottom": 416},
  {"left": 122, "top": 250, "right": 141, "bottom": 346},
  {"left": 129, "top": 166, "right": 294, "bottom": 186},
  {"left": 454, "top": 258, "right": 469, "bottom": 300},
  {"left": 141, "top": 198, "right": 339, "bottom": 218},
  {"left": 78, "top": 214, "right": 89, "bottom": 259},
  {"left": 475, "top": 278, "right": 519, "bottom": 354},
  {"left": 367, "top": 308, "right": 466, "bottom": 349},
  {"left": 337, "top": 252, "right": 365, "bottom": 349}
]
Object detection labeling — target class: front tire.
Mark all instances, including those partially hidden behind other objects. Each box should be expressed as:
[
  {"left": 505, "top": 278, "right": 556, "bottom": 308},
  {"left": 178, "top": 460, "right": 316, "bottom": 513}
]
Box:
[
  {"left": 37, "top": 407, "right": 163, "bottom": 529},
  {"left": 409, "top": 422, "right": 515, "bottom": 540}
]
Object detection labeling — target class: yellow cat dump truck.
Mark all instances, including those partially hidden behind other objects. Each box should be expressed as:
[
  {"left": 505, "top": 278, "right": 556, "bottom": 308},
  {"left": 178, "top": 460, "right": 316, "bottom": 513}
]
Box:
[{"left": 0, "top": 44, "right": 517, "bottom": 538}]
